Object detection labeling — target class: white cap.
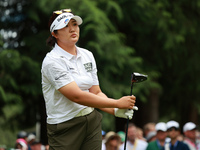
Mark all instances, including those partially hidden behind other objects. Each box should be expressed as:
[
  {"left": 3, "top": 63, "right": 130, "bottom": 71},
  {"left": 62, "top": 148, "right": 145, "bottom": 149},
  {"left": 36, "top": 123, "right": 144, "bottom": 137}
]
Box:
[
  {"left": 166, "top": 120, "right": 179, "bottom": 129},
  {"left": 27, "top": 133, "right": 36, "bottom": 142},
  {"left": 183, "top": 122, "right": 196, "bottom": 132},
  {"left": 146, "top": 131, "right": 156, "bottom": 142},
  {"left": 50, "top": 12, "right": 82, "bottom": 32},
  {"left": 155, "top": 122, "right": 167, "bottom": 132}
]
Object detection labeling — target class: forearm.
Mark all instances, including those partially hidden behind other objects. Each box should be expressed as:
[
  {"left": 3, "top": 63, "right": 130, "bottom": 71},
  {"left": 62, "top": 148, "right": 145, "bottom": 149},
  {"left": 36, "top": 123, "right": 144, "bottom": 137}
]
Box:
[
  {"left": 96, "top": 91, "right": 115, "bottom": 115},
  {"left": 99, "top": 108, "right": 115, "bottom": 115},
  {"left": 72, "top": 91, "right": 118, "bottom": 108},
  {"left": 59, "top": 82, "right": 135, "bottom": 109}
]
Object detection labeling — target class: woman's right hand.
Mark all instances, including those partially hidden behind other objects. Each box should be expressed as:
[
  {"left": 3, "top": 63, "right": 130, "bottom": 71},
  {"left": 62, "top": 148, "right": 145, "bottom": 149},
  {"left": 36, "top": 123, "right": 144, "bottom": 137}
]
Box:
[{"left": 116, "top": 95, "right": 136, "bottom": 109}]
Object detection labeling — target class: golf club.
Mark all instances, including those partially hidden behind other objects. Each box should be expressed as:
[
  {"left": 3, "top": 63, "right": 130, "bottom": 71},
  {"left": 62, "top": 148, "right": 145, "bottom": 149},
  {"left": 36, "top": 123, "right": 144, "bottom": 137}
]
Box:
[{"left": 124, "top": 72, "right": 148, "bottom": 150}]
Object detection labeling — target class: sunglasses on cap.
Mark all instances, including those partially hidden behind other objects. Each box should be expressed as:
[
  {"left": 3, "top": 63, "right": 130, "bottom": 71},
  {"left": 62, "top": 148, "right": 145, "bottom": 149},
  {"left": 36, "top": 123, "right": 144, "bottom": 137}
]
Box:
[
  {"left": 53, "top": 9, "right": 72, "bottom": 14},
  {"left": 167, "top": 127, "right": 179, "bottom": 131}
]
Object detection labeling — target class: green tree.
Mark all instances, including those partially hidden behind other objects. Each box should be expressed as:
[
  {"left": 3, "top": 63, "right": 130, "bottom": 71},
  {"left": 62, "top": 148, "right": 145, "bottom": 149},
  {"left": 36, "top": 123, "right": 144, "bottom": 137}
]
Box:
[
  {"left": 0, "top": 0, "right": 43, "bottom": 146},
  {"left": 117, "top": 0, "right": 200, "bottom": 126}
]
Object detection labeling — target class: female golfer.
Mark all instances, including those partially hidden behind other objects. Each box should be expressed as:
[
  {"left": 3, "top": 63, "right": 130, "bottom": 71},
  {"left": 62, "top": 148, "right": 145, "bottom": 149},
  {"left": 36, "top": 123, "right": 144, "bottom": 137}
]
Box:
[{"left": 41, "top": 9, "right": 136, "bottom": 150}]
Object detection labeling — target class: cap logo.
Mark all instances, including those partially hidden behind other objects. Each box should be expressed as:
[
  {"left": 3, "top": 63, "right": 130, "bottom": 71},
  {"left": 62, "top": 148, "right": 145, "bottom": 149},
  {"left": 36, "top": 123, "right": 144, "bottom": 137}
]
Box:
[
  {"left": 57, "top": 15, "right": 67, "bottom": 22},
  {"left": 64, "top": 19, "right": 69, "bottom": 24}
]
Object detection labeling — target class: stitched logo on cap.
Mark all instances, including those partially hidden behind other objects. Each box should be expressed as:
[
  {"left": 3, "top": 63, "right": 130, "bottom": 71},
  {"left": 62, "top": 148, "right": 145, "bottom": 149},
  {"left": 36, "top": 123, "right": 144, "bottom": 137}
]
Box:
[
  {"left": 57, "top": 15, "right": 67, "bottom": 22},
  {"left": 64, "top": 19, "right": 69, "bottom": 24}
]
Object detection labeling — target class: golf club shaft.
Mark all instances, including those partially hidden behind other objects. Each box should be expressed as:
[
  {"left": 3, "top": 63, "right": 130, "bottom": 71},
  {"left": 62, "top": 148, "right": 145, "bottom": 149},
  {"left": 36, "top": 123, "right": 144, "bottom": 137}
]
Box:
[
  {"left": 124, "top": 72, "right": 147, "bottom": 150},
  {"left": 124, "top": 82, "right": 134, "bottom": 150},
  {"left": 124, "top": 118, "right": 129, "bottom": 150}
]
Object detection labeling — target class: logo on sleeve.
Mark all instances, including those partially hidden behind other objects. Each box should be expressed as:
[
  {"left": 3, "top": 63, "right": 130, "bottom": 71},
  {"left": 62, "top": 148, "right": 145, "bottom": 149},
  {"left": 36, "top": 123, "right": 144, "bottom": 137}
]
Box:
[
  {"left": 55, "top": 74, "right": 67, "bottom": 80},
  {"left": 84, "top": 63, "right": 92, "bottom": 72}
]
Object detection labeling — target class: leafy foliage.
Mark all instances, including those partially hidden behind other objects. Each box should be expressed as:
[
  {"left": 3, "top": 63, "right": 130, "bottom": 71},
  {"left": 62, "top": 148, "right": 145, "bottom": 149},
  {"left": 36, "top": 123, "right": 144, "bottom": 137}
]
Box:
[
  {"left": 116, "top": 0, "right": 200, "bottom": 124},
  {"left": 0, "top": 49, "right": 41, "bottom": 130}
]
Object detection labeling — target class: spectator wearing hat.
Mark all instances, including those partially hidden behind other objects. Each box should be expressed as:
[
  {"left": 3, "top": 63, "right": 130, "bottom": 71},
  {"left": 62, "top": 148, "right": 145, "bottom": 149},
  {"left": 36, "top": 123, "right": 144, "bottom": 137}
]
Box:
[
  {"left": 146, "top": 131, "right": 157, "bottom": 143},
  {"left": 119, "top": 123, "right": 148, "bottom": 150},
  {"left": 16, "top": 131, "right": 29, "bottom": 150},
  {"left": 183, "top": 122, "right": 200, "bottom": 150},
  {"left": 146, "top": 122, "right": 168, "bottom": 150},
  {"left": 117, "top": 131, "right": 126, "bottom": 146},
  {"left": 15, "top": 138, "right": 28, "bottom": 150},
  {"left": 102, "top": 131, "right": 121, "bottom": 150},
  {"left": 27, "top": 133, "right": 36, "bottom": 146},
  {"left": 102, "top": 131, "right": 115, "bottom": 150},
  {"left": 143, "top": 122, "right": 156, "bottom": 140},
  {"left": 165, "top": 120, "right": 189, "bottom": 150}
]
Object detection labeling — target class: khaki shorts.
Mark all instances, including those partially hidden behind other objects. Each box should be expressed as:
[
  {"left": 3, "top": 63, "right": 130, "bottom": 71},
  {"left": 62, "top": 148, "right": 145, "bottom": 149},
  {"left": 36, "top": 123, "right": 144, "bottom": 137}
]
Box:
[{"left": 47, "top": 109, "right": 103, "bottom": 150}]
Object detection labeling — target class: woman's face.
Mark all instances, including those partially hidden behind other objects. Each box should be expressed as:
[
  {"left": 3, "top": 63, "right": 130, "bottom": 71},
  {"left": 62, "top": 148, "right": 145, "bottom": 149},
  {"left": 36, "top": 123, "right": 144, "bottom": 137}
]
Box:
[{"left": 54, "top": 19, "right": 80, "bottom": 45}]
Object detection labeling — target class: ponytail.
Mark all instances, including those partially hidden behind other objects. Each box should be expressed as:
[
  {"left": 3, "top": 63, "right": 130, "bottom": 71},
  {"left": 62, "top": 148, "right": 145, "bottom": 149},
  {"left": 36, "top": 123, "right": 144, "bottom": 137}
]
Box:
[
  {"left": 46, "top": 13, "right": 59, "bottom": 47},
  {"left": 46, "top": 32, "right": 57, "bottom": 47}
]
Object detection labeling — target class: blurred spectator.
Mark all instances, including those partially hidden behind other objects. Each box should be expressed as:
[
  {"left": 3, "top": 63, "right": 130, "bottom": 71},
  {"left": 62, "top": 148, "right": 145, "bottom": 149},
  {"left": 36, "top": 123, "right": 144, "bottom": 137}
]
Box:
[
  {"left": 196, "top": 130, "right": 200, "bottom": 141},
  {"left": 44, "top": 144, "right": 49, "bottom": 150},
  {"left": 143, "top": 122, "right": 156, "bottom": 140},
  {"left": 183, "top": 122, "right": 200, "bottom": 150},
  {"left": 146, "top": 122, "right": 168, "bottom": 150},
  {"left": 165, "top": 120, "right": 189, "bottom": 150},
  {"left": 119, "top": 123, "right": 147, "bottom": 150},
  {"left": 136, "top": 127, "right": 146, "bottom": 141},
  {"left": 17, "top": 131, "right": 30, "bottom": 150},
  {"left": 17, "top": 131, "right": 28, "bottom": 140},
  {"left": 102, "top": 131, "right": 115, "bottom": 150},
  {"left": 117, "top": 131, "right": 125, "bottom": 146},
  {"left": 27, "top": 133, "right": 46, "bottom": 150},
  {"left": 15, "top": 138, "right": 28, "bottom": 150},
  {"left": 146, "top": 131, "right": 156, "bottom": 142},
  {"left": 30, "top": 141, "right": 46, "bottom": 150},
  {"left": 0, "top": 145, "right": 6, "bottom": 150},
  {"left": 177, "top": 134, "right": 184, "bottom": 141},
  {"left": 102, "top": 131, "right": 121, "bottom": 150},
  {"left": 196, "top": 130, "right": 200, "bottom": 150},
  {"left": 27, "top": 134, "right": 36, "bottom": 146},
  {"left": 102, "top": 130, "right": 106, "bottom": 140}
]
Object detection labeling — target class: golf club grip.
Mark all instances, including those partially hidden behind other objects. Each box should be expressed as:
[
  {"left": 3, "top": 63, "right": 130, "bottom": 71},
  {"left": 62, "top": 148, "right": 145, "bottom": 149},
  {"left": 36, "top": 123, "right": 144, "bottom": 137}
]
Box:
[{"left": 129, "top": 82, "right": 133, "bottom": 110}]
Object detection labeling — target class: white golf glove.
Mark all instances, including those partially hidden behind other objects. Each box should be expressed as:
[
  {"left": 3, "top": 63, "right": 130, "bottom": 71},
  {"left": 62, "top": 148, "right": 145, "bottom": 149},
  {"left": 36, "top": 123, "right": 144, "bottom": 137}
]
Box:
[{"left": 114, "top": 106, "right": 138, "bottom": 120}]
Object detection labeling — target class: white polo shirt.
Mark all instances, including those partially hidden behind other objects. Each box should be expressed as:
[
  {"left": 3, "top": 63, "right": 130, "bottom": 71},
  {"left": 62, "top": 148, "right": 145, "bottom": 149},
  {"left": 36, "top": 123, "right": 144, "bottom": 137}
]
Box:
[{"left": 41, "top": 44, "right": 99, "bottom": 124}]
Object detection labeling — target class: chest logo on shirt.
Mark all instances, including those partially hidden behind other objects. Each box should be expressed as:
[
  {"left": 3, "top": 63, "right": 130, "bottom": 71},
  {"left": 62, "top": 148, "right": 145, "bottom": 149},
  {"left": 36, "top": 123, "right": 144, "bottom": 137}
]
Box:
[{"left": 84, "top": 62, "right": 92, "bottom": 72}]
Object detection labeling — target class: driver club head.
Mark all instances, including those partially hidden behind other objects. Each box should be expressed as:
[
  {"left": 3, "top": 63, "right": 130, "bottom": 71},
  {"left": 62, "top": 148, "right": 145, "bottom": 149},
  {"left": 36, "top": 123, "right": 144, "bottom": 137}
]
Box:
[{"left": 131, "top": 72, "right": 148, "bottom": 83}]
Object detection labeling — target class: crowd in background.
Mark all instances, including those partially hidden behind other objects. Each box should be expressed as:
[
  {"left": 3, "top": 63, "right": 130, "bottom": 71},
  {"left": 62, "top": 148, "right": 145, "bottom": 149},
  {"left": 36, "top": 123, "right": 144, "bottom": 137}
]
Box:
[
  {"left": 102, "top": 121, "right": 200, "bottom": 150},
  {"left": 0, "top": 121, "right": 199, "bottom": 150},
  {"left": 0, "top": 131, "right": 49, "bottom": 150}
]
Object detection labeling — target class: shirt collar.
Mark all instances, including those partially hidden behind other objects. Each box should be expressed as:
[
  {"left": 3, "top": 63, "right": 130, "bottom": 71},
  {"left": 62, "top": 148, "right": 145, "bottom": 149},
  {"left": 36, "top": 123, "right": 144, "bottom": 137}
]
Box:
[
  {"left": 169, "top": 141, "right": 179, "bottom": 147},
  {"left": 156, "top": 139, "right": 165, "bottom": 149},
  {"left": 54, "top": 43, "right": 81, "bottom": 60}
]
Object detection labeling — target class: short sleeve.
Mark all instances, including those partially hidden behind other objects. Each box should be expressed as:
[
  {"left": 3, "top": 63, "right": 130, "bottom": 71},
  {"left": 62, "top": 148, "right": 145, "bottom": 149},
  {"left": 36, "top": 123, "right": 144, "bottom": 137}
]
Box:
[{"left": 42, "top": 62, "right": 74, "bottom": 90}]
